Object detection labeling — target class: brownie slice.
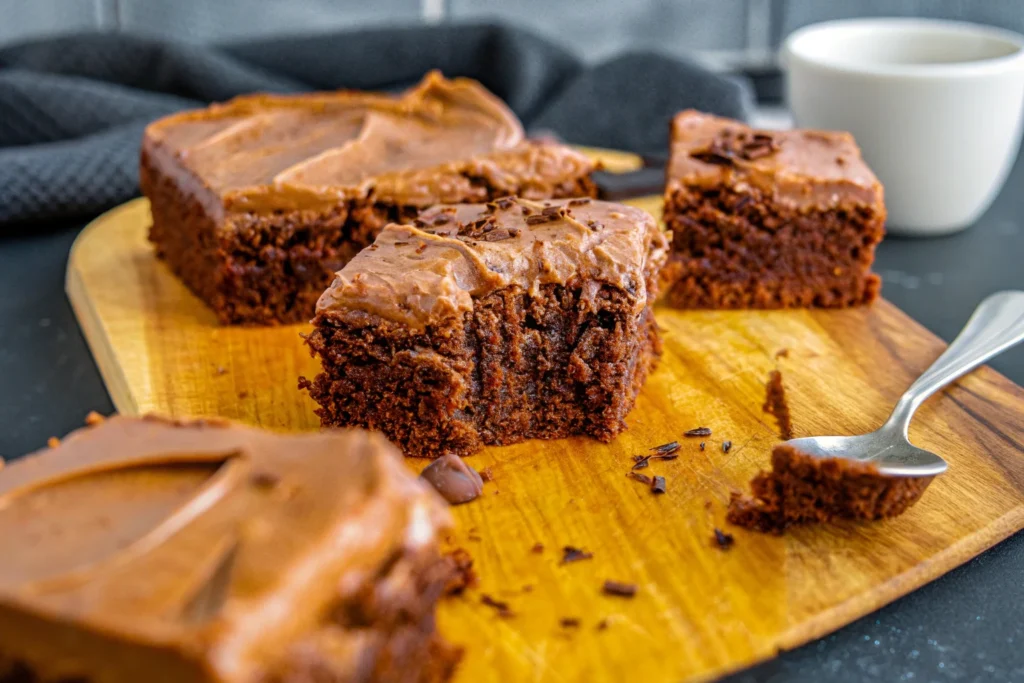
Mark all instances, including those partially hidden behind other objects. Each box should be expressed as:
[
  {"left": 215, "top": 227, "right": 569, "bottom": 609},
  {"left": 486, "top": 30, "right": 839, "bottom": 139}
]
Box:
[
  {"left": 727, "top": 443, "right": 934, "bottom": 534},
  {"left": 300, "top": 197, "right": 668, "bottom": 458},
  {"left": 0, "top": 415, "right": 460, "bottom": 683},
  {"left": 142, "top": 71, "right": 596, "bottom": 325},
  {"left": 661, "top": 110, "right": 885, "bottom": 309}
]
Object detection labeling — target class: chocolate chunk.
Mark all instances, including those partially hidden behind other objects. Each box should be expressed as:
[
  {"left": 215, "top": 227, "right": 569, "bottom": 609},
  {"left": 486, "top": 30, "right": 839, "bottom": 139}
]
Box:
[
  {"left": 561, "top": 546, "right": 593, "bottom": 564},
  {"left": 602, "top": 580, "right": 637, "bottom": 598},
  {"left": 249, "top": 471, "right": 280, "bottom": 489},
  {"left": 419, "top": 453, "right": 484, "bottom": 505},
  {"left": 722, "top": 441, "right": 732, "bottom": 453},
  {"left": 481, "top": 594, "right": 513, "bottom": 618},
  {"left": 684, "top": 427, "right": 712, "bottom": 437},
  {"left": 627, "top": 471, "right": 653, "bottom": 486},
  {"left": 651, "top": 476, "right": 667, "bottom": 494},
  {"left": 712, "top": 528, "right": 735, "bottom": 550}
]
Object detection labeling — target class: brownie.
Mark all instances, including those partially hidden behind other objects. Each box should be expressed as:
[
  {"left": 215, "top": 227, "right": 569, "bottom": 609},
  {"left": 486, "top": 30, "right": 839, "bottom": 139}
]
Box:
[
  {"left": 300, "top": 197, "right": 668, "bottom": 458},
  {"left": 0, "top": 415, "right": 460, "bottom": 683},
  {"left": 661, "top": 110, "right": 885, "bottom": 309},
  {"left": 727, "top": 443, "right": 934, "bottom": 534},
  {"left": 142, "top": 71, "right": 597, "bottom": 325}
]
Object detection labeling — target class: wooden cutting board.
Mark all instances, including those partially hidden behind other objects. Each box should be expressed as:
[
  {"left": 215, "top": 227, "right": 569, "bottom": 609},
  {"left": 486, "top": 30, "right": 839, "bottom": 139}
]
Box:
[{"left": 66, "top": 172, "right": 1024, "bottom": 682}]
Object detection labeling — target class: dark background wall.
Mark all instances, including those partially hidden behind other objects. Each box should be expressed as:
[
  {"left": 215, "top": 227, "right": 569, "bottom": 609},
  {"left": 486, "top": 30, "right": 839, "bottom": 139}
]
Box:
[{"left": 3, "top": 0, "right": 1023, "bottom": 72}]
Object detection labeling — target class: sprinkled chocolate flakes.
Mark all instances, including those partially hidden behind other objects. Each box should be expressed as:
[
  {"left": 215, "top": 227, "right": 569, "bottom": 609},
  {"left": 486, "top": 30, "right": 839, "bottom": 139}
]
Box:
[
  {"left": 561, "top": 546, "right": 594, "bottom": 565},
  {"left": 685, "top": 427, "right": 712, "bottom": 438},
  {"left": 713, "top": 528, "right": 735, "bottom": 550},
  {"left": 602, "top": 580, "right": 637, "bottom": 598}
]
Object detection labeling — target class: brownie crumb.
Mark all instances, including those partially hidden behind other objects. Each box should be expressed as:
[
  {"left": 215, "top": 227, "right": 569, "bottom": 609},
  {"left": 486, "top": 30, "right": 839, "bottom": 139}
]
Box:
[
  {"left": 627, "top": 471, "right": 654, "bottom": 486},
  {"left": 479, "top": 467, "right": 495, "bottom": 483},
  {"left": 481, "top": 594, "right": 513, "bottom": 618},
  {"left": 561, "top": 546, "right": 594, "bottom": 565},
  {"left": 684, "top": 427, "right": 712, "bottom": 437},
  {"left": 763, "top": 370, "right": 793, "bottom": 440},
  {"left": 46, "top": 436, "right": 60, "bottom": 449},
  {"left": 84, "top": 411, "right": 105, "bottom": 426},
  {"left": 775, "top": 348, "right": 790, "bottom": 359},
  {"left": 727, "top": 443, "right": 934, "bottom": 534},
  {"left": 531, "top": 542, "right": 544, "bottom": 554},
  {"left": 249, "top": 471, "right": 280, "bottom": 488},
  {"left": 560, "top": 617, "right": 581, "bottom": 628},
  {"left": 712, "top": 528, "right": 735, "bottom": 550},
  {"left": 722, "top": 441, "right": 732, "bottom": 453},
  {"left": 651, "top": 476, "right": 667, "bottom": 494},
  {"left": 444, "top": 548, "right": 477, "bottom": 595},
  {"left": 602, "top": 580, "right": 637, "bottom": 598}
]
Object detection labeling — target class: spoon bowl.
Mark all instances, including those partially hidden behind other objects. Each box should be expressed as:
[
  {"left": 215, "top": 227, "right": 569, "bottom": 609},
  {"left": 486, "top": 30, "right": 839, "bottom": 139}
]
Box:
[{"left": 790, "top": 291, "right": 1024, "bottom": 478}]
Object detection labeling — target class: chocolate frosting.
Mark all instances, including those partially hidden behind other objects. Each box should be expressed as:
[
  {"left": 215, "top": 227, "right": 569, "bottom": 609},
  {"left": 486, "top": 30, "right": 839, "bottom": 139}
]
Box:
[
  {"left": 0, "top": 415, "right": 449, "bottom": 682},
  {"left": 316, "top": 198, "right": 669, "bottom": 330},
  {"left": 143, "top": 71, "right": 594, "bottom": 217},
  {"left": 667, "top": 110, "right": 884, "bottom": 210}
]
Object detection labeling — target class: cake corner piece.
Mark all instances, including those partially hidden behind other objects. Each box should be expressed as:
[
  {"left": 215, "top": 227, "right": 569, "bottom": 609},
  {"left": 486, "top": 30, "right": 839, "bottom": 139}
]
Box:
[
  {"left": 0, "top": 415, "right": 461, "bottom": 683},
  {"left": 301, "top": 196, "right": 668, "bottom": 458},
  {"left": 661, "top": 110, "right": 886, "bottom": 309}
]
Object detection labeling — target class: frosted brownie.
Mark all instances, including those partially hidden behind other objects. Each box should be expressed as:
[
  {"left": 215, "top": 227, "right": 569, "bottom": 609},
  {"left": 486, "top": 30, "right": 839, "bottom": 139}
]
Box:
[
  {"left": 300, "top": 197, "right": 668, "bottom": 458},
  {"left": 142, "top": 71, "right": 596, "bottom": 325},
  {"left": 0, "top": 416, "right": 460, "bottom": 682},
  {"left": 661, "top": 110, "right": 885, "bottom": 309}
]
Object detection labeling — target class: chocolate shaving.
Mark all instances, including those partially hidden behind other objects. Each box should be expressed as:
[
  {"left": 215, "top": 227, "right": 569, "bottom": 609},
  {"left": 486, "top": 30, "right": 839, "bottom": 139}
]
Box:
[
  {"left": 567, "top": 198, "right": 592, "bottom": 206},
  {"left": 560, "top": 617, "right": 581, "bottom": 628},
  {"left": 650, "top": 441, "right": 680, "bottom": 455},
  {"left": 415, "top": 243, "right": 427, "bottom": 254},
  {"left": 495, "top": 197, "right": 515, "bottom": 210},
  {"left": 481, "top": 594, "right": 513, "bottom": 618},
  {"left": 651, "top": 476, "right": 667, "bottom": 494},
  {"left": 249, "top": 471, "right": 280, "bottom": 489},
  {"left": 691, "top": 131, "right": 781, "bottom": 166},
  {"left": 712, "top": 528, "right": 735, "bottom": 551},
  {"left": 684, "top": 427, "right": 712, "bottom": 437},
  {"left": 561, "top": 546, "right": 593, "bottom": 565},
  {"left": 525, "top": 213, "right": 558, "bottom": 226},
  {"left": 722, "top": 441, "right": 732, "bottom": 453},
  {"left": 432, "top": 213, "right": 452, "bottom": 225},
  {"left": 586, "top": 220, "right": 603, "bottom": 231},
  {"left": 700, "top": 442, "right": 706, "bottom": 451},
  {"left": 393, "top": 241, "right": 409, "bottom": 246},
  {"left": 627, "top": 471, "right": 653, "bottom": 486},
  {"left": 631, "top": 455, "right": 651, "bottom": 470},
  {"left": 602, "top": 580, "right": 637, "bottom": 598},
  {"left": 413, "top": 218, "right": 428, "bottom": 228}
]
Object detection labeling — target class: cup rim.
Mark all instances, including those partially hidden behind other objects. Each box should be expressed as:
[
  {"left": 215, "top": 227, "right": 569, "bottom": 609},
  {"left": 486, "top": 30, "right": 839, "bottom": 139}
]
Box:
[{"left": 783, "top": 18, "right": 1024, "bottom": 79}]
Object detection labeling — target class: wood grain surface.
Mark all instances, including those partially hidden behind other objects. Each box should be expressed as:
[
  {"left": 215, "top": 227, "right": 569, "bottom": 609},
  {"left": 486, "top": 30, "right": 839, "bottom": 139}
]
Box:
[{"left": 66, "top": 174, "right": 1024, "bottom": 682}]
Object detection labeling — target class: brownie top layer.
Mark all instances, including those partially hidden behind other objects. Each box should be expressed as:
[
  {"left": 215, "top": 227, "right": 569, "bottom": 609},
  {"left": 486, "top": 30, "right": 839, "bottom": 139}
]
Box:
[
  {"left": 0, "top": 415, "right": 448, "bottom": 682},
  {"left": 317, "top": 197, "right": 668, "bottom": 329},
  {"left": 143, "top": 70, "right": 594, "bottom": 217},
  {"left": 667, "top": 110, "right": 883, "bottom": 210}
]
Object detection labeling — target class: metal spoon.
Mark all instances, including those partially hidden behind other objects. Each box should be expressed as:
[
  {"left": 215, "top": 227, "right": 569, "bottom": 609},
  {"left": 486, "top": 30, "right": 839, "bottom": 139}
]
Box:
[{"left": 785, "top": 290, "right": 1024, "bottom": 477}]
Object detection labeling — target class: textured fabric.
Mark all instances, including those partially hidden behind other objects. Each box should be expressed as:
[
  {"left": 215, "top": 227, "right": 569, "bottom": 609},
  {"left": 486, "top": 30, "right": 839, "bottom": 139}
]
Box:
[{"left": 0, "top": 25, "right": 752, "bottom": 226}]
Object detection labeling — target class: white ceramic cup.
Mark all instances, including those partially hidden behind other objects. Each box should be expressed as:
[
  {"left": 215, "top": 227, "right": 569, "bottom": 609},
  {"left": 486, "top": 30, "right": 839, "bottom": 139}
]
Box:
[{"left": 783, "top": 18, "right": 1024, "bottom": 236}]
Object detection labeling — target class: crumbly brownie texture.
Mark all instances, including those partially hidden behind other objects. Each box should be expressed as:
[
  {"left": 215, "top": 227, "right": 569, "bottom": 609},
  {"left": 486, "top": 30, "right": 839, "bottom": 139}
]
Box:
[
  {"left": 661, "top": 110, "right": 885, "bottom": 309},
  {"left": 0, "top": 415, "right": 460, "bottom": 683},
  {"left": 142, "top": 71, "right": 597, "bottom": 325},
  {"left": 300, "top": 197, "right": 668, "bottom": 458},
  {"left": 727, "top": 443, "right": 934, "bottom": 534}
]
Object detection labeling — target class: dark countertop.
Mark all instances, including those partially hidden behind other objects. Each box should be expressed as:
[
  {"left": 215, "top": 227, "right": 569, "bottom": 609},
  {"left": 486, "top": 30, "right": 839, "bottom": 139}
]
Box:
[{"left": 1, "top": 151, "right": 1023, "bottom": 682}]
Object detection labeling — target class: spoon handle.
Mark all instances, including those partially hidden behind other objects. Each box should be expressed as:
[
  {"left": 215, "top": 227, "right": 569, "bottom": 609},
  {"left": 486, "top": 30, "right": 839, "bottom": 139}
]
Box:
[{"left": 885, "top": 290, "right": 1024, "bottom": 436}]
